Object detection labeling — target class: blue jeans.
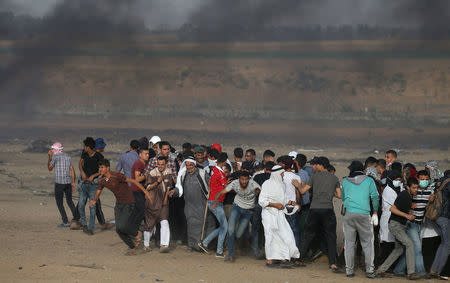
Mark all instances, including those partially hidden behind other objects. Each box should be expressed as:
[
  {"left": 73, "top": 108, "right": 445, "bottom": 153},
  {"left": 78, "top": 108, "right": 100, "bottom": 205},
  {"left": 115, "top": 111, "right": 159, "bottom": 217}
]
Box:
[
  {"left": 393, "top": 222, "right": 426, "bottom": 275},
  {"left": 227, "top": 204, "right": 253, "bottom": 257},
  {"left": 203, "top": 201, "right": 228, "bottom": 254},
  {"left": 78, "top": 182, "right": 97, "bottom": 230},
  {"left": 251, "top": 203, "right": 262, "bottom": 255},
  {"left": 286, "top": 210, "right": 300, "bottom": 249},
  {"left": 431, "top": 217, "right": 450, "bottom": 274}
]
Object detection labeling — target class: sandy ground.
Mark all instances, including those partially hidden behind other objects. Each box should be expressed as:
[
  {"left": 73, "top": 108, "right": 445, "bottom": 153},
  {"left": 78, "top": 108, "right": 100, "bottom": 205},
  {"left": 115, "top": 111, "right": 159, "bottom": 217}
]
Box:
[{"left": 0, "top": 141, "right": 448, "bottom": 282}]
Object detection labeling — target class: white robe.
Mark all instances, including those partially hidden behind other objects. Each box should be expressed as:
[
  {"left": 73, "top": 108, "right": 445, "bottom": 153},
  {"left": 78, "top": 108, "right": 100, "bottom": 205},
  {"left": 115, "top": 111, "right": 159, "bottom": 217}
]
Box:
[
  {"left": 259, "top": 167, "right": 300, "bottom": 260},
  {"left": 380, "top": 185, "right": 397, "bottom": 243}
]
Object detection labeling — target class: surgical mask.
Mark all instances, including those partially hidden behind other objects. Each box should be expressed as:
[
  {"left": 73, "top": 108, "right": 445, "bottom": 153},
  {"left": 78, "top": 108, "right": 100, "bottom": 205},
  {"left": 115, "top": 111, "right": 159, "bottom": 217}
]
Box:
[
  {"left": 392, "top": 180, "right": 402, "bottom": 188},
  {"left": 419, "top": 180, "right": 429, "bottom": 188}
]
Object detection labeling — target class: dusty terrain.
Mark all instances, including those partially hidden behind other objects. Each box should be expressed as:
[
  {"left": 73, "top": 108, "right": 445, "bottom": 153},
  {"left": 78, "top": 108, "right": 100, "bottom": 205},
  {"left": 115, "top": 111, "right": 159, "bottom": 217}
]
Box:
[{"left": 0, "top": 139, "right": 448, "bottom": 282}]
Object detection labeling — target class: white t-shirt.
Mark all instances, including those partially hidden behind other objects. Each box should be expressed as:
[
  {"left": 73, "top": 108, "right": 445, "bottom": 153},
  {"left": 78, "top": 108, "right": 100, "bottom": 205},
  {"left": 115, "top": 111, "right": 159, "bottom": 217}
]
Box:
[{"left": 283, "top": 171, "right": 301, "bottom": 204}]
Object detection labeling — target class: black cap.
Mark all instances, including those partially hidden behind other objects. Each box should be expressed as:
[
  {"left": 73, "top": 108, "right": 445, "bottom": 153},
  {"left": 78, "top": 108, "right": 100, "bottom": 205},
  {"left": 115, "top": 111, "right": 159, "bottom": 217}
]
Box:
[
  {"left": 347, "top": 160, "right": 364, "bottom": 172},
  {"left": 316, "top": 156, "right": 330, "bottom": 167},
  {"left": 307, "top": 156, "right": 319, "bottom": 164},
  {"left": 387, "top": 170, "right": 402, "bottom": 180}
]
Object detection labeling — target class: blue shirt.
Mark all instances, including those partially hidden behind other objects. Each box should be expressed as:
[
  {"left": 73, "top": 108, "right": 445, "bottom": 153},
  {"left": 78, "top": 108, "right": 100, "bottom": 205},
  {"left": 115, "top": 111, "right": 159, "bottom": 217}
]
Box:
[
  {"left": 297, "top": 169, "right": 311, "bottom": 205},
  {"left": 116, "top": 151, "right": 139, "bottom": 179}
]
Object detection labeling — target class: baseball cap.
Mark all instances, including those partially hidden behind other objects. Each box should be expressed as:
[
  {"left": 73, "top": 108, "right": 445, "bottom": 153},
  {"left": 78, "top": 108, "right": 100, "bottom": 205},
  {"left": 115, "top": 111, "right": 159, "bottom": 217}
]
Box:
[
  {"left": 347, "top": 160, "right": 364, "bottom": 172},
  {"left": 288, "top": 151, "right": 298, "bottom": 158},
  {"left": 307, "top": 156, "right": 319, "bottom": 164},
  {"left": 149, "top": 136, "right": 161, "bottom": 145},
  {"left": 211, "top": 143, "right": 222, "bottom": 153},
  {"left": 95, "top": 138, "right": 106, "bottom": 149}
]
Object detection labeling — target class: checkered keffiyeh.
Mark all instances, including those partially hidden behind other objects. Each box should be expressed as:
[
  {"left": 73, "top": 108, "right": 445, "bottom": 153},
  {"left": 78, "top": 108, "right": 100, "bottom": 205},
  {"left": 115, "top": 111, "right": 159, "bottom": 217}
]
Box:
[{"left": 51, "top": 152, "right": 72, "bottom": 184}]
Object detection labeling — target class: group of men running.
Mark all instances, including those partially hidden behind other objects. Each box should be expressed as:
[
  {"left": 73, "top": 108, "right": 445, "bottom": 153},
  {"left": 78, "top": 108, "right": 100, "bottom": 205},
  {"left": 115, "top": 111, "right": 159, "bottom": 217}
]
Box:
[{"left": 47, "top": 137, "right": 449, "bottom": 280}]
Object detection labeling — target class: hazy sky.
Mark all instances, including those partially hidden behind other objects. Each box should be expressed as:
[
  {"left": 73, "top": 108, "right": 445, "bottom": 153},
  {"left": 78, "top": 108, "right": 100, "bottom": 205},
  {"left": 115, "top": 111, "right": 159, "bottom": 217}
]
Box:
[{"left": 1, "top": 0, "right": 449, "bottom": 29}]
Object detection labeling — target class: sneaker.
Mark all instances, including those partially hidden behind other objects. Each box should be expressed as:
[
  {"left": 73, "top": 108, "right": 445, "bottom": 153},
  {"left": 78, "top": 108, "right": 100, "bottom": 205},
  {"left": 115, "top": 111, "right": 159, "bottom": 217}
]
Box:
[
  {"left": 197, "top": 242, "right": 209, "bottom": 254},
  {"left": 215, "top": 253, "right": 225, "bottom": 259},
  {"left": 346, "top": 274, "right": 355, "bottom": 278},
  {"left": 83, "top": 226, "right": 94, "bottom": 235},
  {"left": 57, "top": 222, "right": 70, "bottom": 228},
  {"left": 159, "top": 245, "right": 170, "bottom": 253},
  {"left": 143, "top": 246, "right": 151, "bottom": 252},
  {"left": 224, "top": 255, "right": 235, "bottom": 262},
  {"left": 366, "top": 272, "right": 377, "bottom": 279},
  {"left": 406, "top": 273, "right": 421, "bottom": 280},
  {"left": 70, "top": 221, "right": 81, "bottom": 230},
  {"left": 100, "top": 223, "right": 113, "bottom": 230}
]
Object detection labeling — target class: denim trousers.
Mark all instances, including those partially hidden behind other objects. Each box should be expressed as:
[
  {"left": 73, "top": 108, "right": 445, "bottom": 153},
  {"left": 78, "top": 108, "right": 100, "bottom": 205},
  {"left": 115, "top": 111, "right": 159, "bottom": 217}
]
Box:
[
  {"left": 78, "top": 182, "right": 97, "bottom": 230},
  {"left": 203, "top": 201, "right": 228, "bottom": 254},
  {"left": 227, "top": 204, "right": 253, "bottom": 257},
  {"left": 286, "top": 210, "right": 300, "bottom": 249},
  {"left": 393, "top": 222, "right": 426, "bottom": 275},
  {"left": 251, "top": 203, "right": 263, "bottom": 255},
  {"left": 431, "top": 217, "right": 450, "bottom": 274}
]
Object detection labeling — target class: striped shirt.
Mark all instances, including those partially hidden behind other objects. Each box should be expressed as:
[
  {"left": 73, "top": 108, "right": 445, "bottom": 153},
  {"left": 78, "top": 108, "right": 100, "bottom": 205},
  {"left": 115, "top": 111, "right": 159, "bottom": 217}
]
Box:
[
  {"left": 412, "top": 184, "right": 434, "bottom": 224},
  {"left": 50, "top": 152, "right": 72, "bottom": 184}
]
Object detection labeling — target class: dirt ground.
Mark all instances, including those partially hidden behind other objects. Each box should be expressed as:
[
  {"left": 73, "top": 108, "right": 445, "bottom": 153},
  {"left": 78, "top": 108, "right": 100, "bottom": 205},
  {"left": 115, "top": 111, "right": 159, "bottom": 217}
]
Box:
[{"left": 0, "top": 141, "right": 448, "bottom": 282}]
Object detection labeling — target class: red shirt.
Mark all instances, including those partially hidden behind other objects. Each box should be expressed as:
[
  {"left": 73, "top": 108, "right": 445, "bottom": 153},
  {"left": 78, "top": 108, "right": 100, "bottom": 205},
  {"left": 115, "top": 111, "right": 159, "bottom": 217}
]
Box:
[
  {"left": 98, "top": 172, "right": 134, "bottom": 204},
  {"left": 208, "top": 166, "right": 227, "bottom": 202},
  {"left": 130, "top": 159, "right": 146, "bottom": 192}
]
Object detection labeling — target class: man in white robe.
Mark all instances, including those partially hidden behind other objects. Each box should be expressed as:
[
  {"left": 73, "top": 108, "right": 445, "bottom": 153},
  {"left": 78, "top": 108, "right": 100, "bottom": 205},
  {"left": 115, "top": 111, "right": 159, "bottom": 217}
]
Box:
[{"left": 259, "top": 165, "right": 300, "bottom": 268}]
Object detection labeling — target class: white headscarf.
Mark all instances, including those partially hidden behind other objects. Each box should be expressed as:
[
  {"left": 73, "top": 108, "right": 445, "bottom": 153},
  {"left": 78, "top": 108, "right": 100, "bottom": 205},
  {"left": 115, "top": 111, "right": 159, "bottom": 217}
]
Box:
[
  {"left": 259, "top": 165, "right": 285, "bottom": 212},
  {"left": 175, "top": 158, "right": 196, "bottom": 196}
]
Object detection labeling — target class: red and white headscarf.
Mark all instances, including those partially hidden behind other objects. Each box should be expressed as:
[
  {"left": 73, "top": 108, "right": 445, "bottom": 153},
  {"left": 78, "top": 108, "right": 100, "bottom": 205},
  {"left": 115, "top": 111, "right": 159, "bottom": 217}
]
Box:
[{"left": 51, "top": 142, "right": 63, "bottom": 153}]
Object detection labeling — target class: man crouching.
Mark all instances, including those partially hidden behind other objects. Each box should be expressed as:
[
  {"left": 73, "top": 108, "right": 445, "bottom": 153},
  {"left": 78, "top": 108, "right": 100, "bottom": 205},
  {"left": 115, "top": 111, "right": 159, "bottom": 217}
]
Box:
[{"left": 89, "top": 159, "right": 152, "bottom": 255}]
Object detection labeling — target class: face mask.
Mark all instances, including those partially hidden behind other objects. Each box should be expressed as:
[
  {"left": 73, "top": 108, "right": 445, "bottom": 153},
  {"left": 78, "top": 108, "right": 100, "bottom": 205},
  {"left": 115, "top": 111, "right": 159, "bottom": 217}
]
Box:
[
  {"left": 419, "top": 180, "right": 429, "bottom": 188},
  {"left": 392, "top": 180, "right": 402, "bottom": 188}
]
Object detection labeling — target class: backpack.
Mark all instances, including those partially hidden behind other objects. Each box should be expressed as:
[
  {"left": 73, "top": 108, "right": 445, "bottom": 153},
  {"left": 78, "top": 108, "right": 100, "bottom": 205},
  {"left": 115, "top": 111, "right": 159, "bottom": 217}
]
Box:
[{"left": 425, "top": 178, "right": 450, "bottom": 221}]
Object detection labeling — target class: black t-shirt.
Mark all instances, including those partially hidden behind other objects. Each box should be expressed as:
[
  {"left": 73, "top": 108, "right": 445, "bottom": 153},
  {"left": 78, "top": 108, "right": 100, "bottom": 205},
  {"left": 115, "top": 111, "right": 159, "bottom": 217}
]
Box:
[
  {"left": 389, "top": 190, "right": 412, "bottom": 225},
  {"left": 253, "top": 173, "right": 270, "bottom": 187},
  {"left": 81, "top": 151, "right": 104, "bottom": 178}
]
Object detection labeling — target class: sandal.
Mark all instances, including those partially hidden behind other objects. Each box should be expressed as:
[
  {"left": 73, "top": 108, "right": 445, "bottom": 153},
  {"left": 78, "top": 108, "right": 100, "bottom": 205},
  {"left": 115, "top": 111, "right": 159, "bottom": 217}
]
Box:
[
  {"left": 265, "top": 261, "right": 280, "bottom": 268},
  {"left": 293, "top": 260, "right": 306, "bottom": 267},
  {"left": 280, "top": 261, "right": 293, "bottom": 269},
  {"left": 330, "top": 266, "right": 343, "bottom": 273}
]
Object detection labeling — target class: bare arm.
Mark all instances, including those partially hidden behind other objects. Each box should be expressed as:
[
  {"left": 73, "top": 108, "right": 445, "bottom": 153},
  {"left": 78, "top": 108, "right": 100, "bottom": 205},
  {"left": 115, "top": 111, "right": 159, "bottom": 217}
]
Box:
[
  {"left": 79, "top": 158, "right": 87, "bottom": 180},
  {"left": 89, "top": 189, "right": 103, "bottom": 207},
  {"left": 47, "top": 151, "right": 54, "bottom": 171},
  {"left": 292, "top": 179, "right": 311, "bottom": 195},
  {"left": 334, "top": 187, "right": 342, "bottom": 199},
  {"left": 134, "top": 170, "right": 146, "bottom": 183},
  {"left": 126, "top": 178, "right": 153, "bottom": 202},
  {"left": 390, "top": 205, "right": 415, "bottom": 220},
  {"left": 70, "top": 166, "right": 76, "bottom": 190}
]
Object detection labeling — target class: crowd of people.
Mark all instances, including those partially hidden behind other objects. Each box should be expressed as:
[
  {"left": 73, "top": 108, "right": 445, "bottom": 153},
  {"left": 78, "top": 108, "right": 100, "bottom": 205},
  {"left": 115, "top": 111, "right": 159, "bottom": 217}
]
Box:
[{"left": 47, "top": 136, "right": 450, "bottom": 280}]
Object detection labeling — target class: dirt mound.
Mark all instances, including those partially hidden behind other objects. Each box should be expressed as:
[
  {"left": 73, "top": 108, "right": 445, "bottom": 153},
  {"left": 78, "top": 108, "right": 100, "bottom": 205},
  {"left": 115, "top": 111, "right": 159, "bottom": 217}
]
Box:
[{"left": 25, "top": 139, "right": 52, "bottom": 153}]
